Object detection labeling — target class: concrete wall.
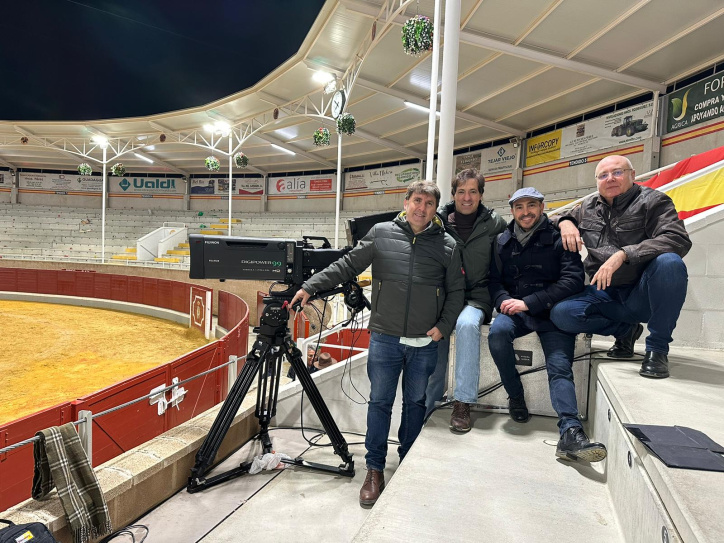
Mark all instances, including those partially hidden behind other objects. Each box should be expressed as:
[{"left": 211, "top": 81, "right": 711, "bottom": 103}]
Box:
[
  {"left": 674, "top": 207, "right": 724, "bottom": 349},
  {"left": 267, "top": 197, "right": 337, "bottom": 213},
  {"left": 661, "top": 117, "right": 724, "bottom": 165},
  {"left": 190, "top": 199, "right": 263, "bottom": 213},
  {"left": 342, "top": 192, "right": 405, "bottom": 212},
  {"left": 18, "top": 193, "right": 102, "bottom": 208},
  {"left": 108, "top": 197, "right": 184, "bottom": 211}
]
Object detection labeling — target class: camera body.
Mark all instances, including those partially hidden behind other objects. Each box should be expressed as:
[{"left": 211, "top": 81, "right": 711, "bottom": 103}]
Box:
[{"left": 188, "top": 234, "right": 350, "bottom": 284}]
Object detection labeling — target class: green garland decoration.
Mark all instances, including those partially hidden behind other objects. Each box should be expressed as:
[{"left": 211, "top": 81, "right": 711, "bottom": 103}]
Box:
[
  {"left": 77, "top": 163, "right": 92, "bottom": 176},
  {"left": 313, "top": 127, "right": 331, "bottom": 146},
  {"left": 110, "top": 163, "right": 126, "bottom": 176},
  {"left": 336, "top": 113, "right": 356, "bottom": 136},
  {"left": 205, "top": 156, "right": 221, "bottom": 172},
  {"left": 401, "top": 15, "right": 434, "bottom": 56},
  {"left": 233, "top": 152, "right": 249, "bottom": 168}
]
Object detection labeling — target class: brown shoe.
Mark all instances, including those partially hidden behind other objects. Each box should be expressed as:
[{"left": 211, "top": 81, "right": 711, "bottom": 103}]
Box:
[
  {"left": 450, "top": 401, "right": 471, "bottom": 433},
  {"left": 359, "top": 469, "right": 385, "bottom": 506}
]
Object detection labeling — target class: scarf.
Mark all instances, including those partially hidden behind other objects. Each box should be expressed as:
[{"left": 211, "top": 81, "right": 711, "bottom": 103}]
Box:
[
  {"left": 32, "top": 423, "right": 113, "bottom": 543},
  {"left": 513, "top": 214, "right": 546, "bottom": 247}
]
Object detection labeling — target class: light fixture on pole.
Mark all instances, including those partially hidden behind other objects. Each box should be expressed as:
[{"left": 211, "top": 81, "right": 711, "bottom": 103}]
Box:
[
  {"left": 271, "top": 144, "right": 296, "bottom": 155},
  {"left": 91, "top": 135, "right": 109, "bottom": 264},
  {"left": 204, "top": 121, "right": 234, "bottom": 235},
  {"left": 404, "top": 101, "right": 440, "bottom": 116},
  {"left": 134, "top": 153, "right": 154, "bottom": 163}
]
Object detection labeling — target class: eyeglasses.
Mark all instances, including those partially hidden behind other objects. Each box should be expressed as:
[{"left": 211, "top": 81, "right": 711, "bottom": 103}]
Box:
[{"left": 595, "top": 168, "right": 632, "bottom": 181}]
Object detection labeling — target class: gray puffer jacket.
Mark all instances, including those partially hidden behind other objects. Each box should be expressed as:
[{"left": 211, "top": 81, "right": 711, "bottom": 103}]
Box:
[{"left": 302, "top": 213, "right": 465, "bottom": 338}]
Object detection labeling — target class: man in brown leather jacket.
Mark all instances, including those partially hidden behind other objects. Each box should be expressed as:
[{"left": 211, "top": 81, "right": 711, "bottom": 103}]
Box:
[{"left": 550, "top": 155, "right": 691, "bottom": 379}]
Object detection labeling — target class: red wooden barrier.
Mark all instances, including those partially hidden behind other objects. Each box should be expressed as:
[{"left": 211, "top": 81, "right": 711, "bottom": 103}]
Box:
[
  {"left": 0, "top": 403, "right": 73, "bottom": 511},
  {"left": 0, "top": 267, "right": 249, "bottom": 511}
]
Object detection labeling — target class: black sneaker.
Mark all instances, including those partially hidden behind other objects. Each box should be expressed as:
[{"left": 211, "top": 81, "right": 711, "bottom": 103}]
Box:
[
  {"left": 608, "top": 323, "right": 643, "bottom": 358},
  {"left": 555, "top": 427, "right": 607, "bottom": 462},
  {"left": 508, "top": 395, "right": 530, "bottom": 423}
]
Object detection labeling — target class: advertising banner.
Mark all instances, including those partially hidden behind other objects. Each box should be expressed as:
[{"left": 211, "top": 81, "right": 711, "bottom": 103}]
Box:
[
  {"left": 268, "top": 173, "right": 337, "bottom": 195},
  {"left": 345, "top": 164, "right": 420, "bottom": 191},
  {"left": 454, "top": 151, "right": 482, "bottom": 174},
  {"left": 110, "top": 176, "right": 184, "bottom": 195},
  {"left": 191, "top": 178, "right": 264, "bottom": 195},
  {"left": 667, "top": 73, "right": 724, "bottom": 133},
  {"left": 525, "top": 130, "right": 562, "bottom": 167},
  {"left": 19, "top": 172, "right": 102, "bottom": 193},
  {"left": 455, "top": 144, "right": 518, "bottom": 177},
  {"left": 562, "top": 101, "right": 653, "bottom": 158},
  {"left": 525, "top": 101, "right": 653, "bottom": 167},
  {"left": 190, "top": 179, "right": 215, "bottom": 194}
]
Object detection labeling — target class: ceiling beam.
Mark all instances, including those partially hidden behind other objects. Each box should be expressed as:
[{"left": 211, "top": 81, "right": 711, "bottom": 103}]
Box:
[
  {"left": 355, "top": 76, "right": 525, "bottom": 137},
  {"left": 14, "top": 126, "right": 90, "bottom": 165},
  {"left": 0, "top": 155, "right": 17, "bottom": 170},
  {"left": 341, "top": 0, "right": 666, "bottom": 93},
  {"left": 256, "top": 133, "right": 338, "bottom": 169},
  {"left": 318, "top": 119, "right": 425, "bottom": 160},
  {"left": 259, "top": 88, "right": 425, "bottom": 159}
]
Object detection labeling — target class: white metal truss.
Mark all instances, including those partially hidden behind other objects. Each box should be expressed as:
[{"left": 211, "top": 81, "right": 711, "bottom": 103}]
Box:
[{"left": 341, "top": 0, "right": 666, "bottom": 93}]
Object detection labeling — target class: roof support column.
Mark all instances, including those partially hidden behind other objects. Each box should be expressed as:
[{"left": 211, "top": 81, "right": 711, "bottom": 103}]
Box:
[
  {"left": 101, "top": 146, "right": 107, "bottom": 264},
  {"left": 426, "top": 0, "right": 442, "bottom": 181},
  {"left": 335, "top": 132, "right": 343, "bottom": 249},
  {"left": 436, "top": 0, "right": 461, "bottom": 196}
]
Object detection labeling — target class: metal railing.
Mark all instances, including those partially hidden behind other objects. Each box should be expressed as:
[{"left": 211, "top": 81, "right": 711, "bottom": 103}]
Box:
[{"left": 0, "top": 354, "right": 246, "bottom": 457}]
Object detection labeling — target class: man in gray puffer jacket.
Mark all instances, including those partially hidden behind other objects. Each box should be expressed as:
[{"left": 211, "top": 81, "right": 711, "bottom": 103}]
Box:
[{"left": 291, "top": 181, "right": 464, "bottom": 507}]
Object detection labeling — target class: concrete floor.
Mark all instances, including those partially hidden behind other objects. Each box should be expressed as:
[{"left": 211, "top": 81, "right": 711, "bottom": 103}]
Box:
[{"left": 134, "top": 341, "right": 723, "bottom": 543}]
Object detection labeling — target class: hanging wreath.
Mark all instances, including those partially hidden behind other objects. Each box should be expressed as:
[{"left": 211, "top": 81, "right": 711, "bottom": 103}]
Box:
[
  {"left": 205, "top": 156, "right": 221, "bottom": 171},
  {"left": 336, "top": 113, "right": 356, "bottom": 136},
  {"left": 78, "top": 163, "right": 92, "bottom": 176},
  {"left": 233, "top": 152, "right": 249, "bottom": 168},
  {"left": 401, "top": 15, "right": 434, "bottom": 56},
  {"left": 110, "top": 163, "right": 126, "bottom": 176},
  {"left": 313, "top": 127, "right": 331, "bottom": 146}
]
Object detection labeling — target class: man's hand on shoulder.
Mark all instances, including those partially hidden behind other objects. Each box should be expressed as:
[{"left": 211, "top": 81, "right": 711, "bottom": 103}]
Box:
[
  {"left": 559, "top": 219, "right": 583, "bottom": 252},
  {"left": 590, "top": 250, "right": 626, "bottom": 290},
  {"left": 500, "top": 299, "right": 528, "bottom": 315},
  {"left": 427, "top": 326, "right": 443, "bottom": 342}
]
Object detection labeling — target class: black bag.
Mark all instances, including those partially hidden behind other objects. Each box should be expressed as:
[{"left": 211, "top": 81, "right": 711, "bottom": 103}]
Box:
[{"left": 0, "top": 519, "right": 58, "bottom": 543}]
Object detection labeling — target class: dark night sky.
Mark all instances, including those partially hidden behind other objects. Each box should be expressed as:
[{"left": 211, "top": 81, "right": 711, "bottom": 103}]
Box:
[{"left": 0, "top": 0, "right": 326, "bottom": 121}]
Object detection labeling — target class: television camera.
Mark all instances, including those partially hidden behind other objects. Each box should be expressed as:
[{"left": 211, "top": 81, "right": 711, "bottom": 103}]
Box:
[{"left": 187, "top": 234, "right": 372, "bottom": 493}]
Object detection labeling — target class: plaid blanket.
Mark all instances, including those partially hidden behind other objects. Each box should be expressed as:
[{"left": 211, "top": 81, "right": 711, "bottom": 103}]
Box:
[{"left": 32, "top": 423, "right": 112, "bottom": 543}]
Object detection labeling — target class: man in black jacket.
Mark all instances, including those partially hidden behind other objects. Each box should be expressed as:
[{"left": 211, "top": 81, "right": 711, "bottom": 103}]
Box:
[
  {"left": 489, "top": 187, "right": 606, "bottom": 462},
  {"left": 291, "top": 181, "right": 464, "bottom": 506},
  {"left": 550, "top": 155, "right": 691, "bottom": 379}
]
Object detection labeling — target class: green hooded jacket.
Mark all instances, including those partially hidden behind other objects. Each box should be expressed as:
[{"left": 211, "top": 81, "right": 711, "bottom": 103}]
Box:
[{"left": 438, "top": 201, "right": 507, "bottom": 321}]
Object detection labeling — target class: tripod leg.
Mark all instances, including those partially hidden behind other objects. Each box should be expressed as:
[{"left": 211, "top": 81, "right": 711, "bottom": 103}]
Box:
[
  {"left": 283, "top": 337, "right": 355, "bottom": 477},
  {"left": 187, "top": 340, "right": 270, "bottom": 491}
]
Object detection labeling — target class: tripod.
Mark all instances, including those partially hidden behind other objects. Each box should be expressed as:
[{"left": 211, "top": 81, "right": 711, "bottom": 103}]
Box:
[{"left": 187, "top": 285, "right": 356, "bottom": 493}]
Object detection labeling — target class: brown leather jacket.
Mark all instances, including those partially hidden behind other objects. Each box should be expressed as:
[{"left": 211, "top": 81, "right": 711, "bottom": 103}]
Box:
[{"left": 553, "top": 184, "right": 691, "bottom": 287}]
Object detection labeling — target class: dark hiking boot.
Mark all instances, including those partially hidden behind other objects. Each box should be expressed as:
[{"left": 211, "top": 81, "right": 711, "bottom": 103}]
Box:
[
  {"left": 556, "top": 427, "right": 607, "bottom": 462},
  {"left": 608, "top": 323, "right": 643, "bottom": 358},
  {"left": 508, "top": 394, "right": 530, "bottom": 423}
]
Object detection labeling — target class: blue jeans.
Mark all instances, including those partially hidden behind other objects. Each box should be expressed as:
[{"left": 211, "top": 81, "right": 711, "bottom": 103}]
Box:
[
  {"left": 425, "top": 305, "right": 485, "bottom": 415},
  {"left": 550, "top": 254, "right": 688, "bottom": 354},
  {"left": 488, "top": 314, "right": 581, "bottom": 434},
  {"left": 366, "top": 332, "right": 439, "bottom": 471}
]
